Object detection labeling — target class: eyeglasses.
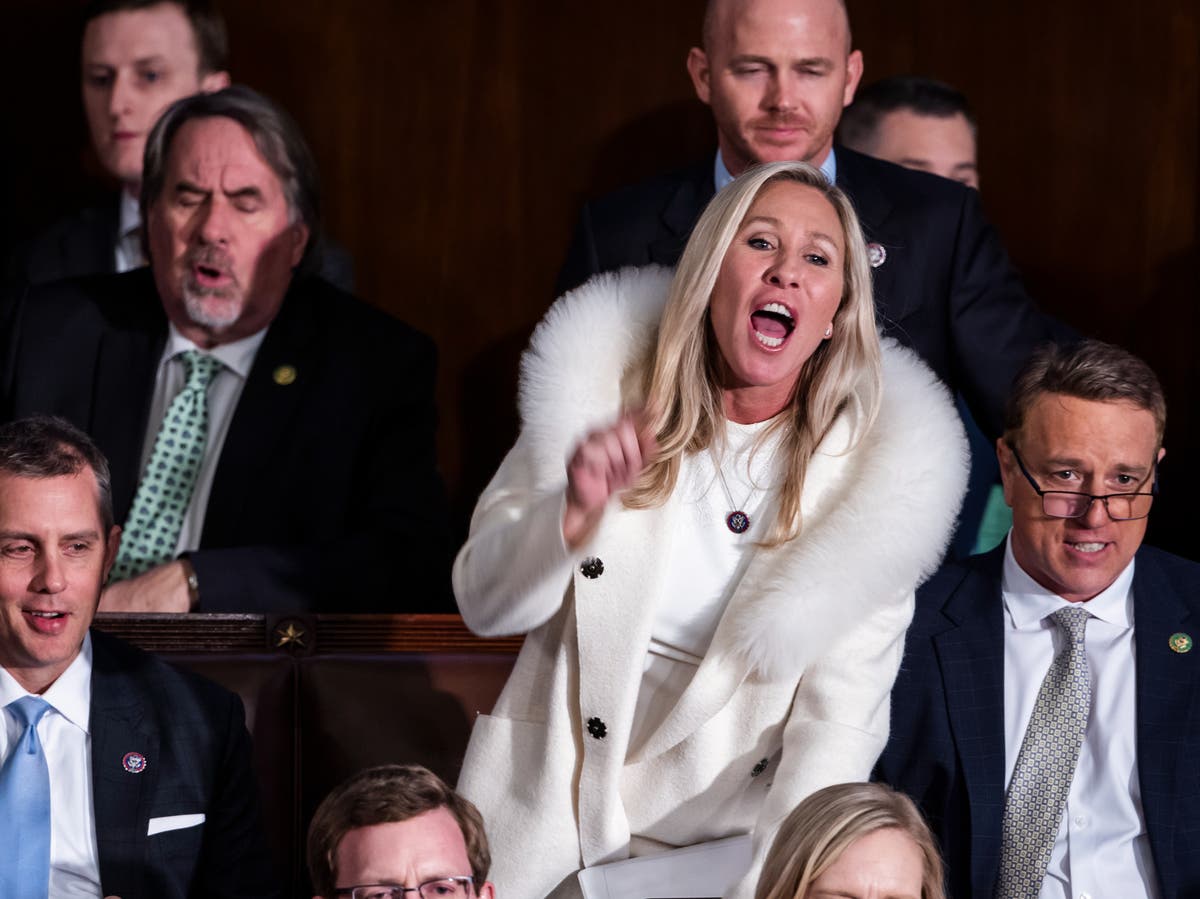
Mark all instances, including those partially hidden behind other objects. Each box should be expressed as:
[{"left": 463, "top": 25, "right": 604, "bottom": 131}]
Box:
[
  {"left": 335, "top": 878, "right": 476, "bottom": 899},
  {"left": 1010, "top": 448, "right": 1157, "bottom": 521}
]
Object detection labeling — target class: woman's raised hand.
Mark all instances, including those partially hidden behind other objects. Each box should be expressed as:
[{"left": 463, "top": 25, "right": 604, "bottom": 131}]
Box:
[{"left": 562, "top": 412, "right": 656, "bottom": 548}]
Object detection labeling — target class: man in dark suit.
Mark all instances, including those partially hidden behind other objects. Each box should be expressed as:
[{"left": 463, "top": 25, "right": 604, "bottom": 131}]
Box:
[
  {"left": 0, "top": 415, "right": 276, "bottom": 897},
  {"left": 2, "top": 86, "right": 450, "bottom": 613},
  {"left": 557, "top": 0, "right": 1056, "bottom": 441},
  {"left": 6, "top": 0, "right": 351, "bottom": 293},
  {"left": 10, "top": 0, "right": 230, "bottom": 288},
  {"left": 876, "top": 340, "right": 1199, "bottom": 898}
]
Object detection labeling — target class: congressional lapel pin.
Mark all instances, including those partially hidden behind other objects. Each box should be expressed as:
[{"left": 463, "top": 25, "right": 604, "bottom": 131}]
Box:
[
  {"left": 1169, "top": 632, "right": 1193, "bottom": 653},
  {"left": 122, "top": 751, "right": 148, "bottom": 774},
  {"left": 272, "top": 364, "right": 297, "bottom": 386},
  {"left": 867, "top": 242, "right": 887, "bottom": 268}
]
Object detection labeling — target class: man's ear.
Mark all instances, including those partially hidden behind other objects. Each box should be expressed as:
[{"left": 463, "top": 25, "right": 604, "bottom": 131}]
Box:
[
  {"left": 289, "top": 222, "right": 311, "bottom": 269},
  {"left": 996, "top": 439, "right": 1016, "bottom": 508},
  {"left": 103, "top": 525, "right": 122, "bottom": 582},
  {"left": 686, "top": 47, "right": 712, "bottom": 105},
  {"left": 1157, "top": 446, "right": 1166, "bottom": 464},
  {"left": 476, "top": 881, "right": 496, "bottom": 899},
  {"left": 843, "top": 49, "right": 864, "bottom": 106},
  {"left": 200, "top": 69, "right": 231, "bottom": 93}
]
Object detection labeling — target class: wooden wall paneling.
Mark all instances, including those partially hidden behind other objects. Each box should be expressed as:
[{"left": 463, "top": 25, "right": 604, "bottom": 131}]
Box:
[{"left": 3, "top": 1, "right": 1199, "bottom": 555}]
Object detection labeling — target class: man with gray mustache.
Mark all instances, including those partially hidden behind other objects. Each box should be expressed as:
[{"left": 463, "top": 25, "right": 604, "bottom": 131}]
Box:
[{"left": 1, "top": 86, "right": 451, "bottom": 614}]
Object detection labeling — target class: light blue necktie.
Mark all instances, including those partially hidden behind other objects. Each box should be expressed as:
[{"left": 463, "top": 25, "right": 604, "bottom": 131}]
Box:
[{"left": 0, "top": 696, "right": 52, "bottom": 899}]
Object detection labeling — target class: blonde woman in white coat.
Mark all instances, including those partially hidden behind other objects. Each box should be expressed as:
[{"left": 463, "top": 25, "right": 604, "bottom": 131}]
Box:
[{"left": 454, "top": 161, "right": 968, "bottom": 899}]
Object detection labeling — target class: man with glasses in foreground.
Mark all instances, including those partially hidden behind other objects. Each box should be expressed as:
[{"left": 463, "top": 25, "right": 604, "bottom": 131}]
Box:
[
  {"left": 308, "top": 764, "right": 495, "bottom": 899},
  {"left": 875, "top": 339, "right": 1200, "bottom": 898}
]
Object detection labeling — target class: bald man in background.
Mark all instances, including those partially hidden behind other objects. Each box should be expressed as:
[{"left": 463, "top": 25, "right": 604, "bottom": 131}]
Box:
[{"left": 557, "top": 0, "right": 1060, "bottom": 443}]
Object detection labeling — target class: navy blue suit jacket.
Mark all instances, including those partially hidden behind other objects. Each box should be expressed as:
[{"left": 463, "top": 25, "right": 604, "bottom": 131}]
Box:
[
  {"left": 875, "top": 544, "right": 1200, "bottom": 898},
  {"left": 89, "top": 629, "right": 278, "bottom": 898},
  {"left": 1, "top": 268, "right": 452, "bottom": 612},
  {"left": 556, "top": 147, "right": 1062, "bottom": 439}
]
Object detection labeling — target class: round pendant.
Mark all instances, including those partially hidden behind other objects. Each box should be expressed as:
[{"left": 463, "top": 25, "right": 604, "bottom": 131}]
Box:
[{"left": 726, "top": 510, "right": 750, "bottom": 534}]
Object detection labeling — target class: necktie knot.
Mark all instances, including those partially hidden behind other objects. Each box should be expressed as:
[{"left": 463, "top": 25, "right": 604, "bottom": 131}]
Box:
[
  {"left": 1052, "top": 605, "right": 1090, "bottom": 643},
  {"left": 180, "top": 350, "right": 223, "bottom": 393},
  {"left": 8, "top": 695, "right": 50, "bottom": 729}
]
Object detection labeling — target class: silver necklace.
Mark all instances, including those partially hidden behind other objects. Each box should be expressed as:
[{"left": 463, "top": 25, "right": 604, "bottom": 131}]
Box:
[{"left": 710, "top": 449, "right": 762, "bottom": 534}]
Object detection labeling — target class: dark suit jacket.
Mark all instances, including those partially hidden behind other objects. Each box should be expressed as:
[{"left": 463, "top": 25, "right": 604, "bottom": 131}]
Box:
[
  {"left": 89, "top": 629, "right": 277, "bottom": 898},
  {"left": 1, "top": 268, "right": 452, "bottom": 612},
  {"left": 556, "top": 147, "right": 1061, "bottom": 439},
  {"left": 6, "top": 195, "right": 356, "bottom": 294},
  {"left": 875, "top": 544, "right": 1200, "bottom": 898}
]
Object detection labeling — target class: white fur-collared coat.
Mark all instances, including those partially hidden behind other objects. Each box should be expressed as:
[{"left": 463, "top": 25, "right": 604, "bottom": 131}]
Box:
[{"left": 454, "top": 267, "right": 969, "bottom": 899}]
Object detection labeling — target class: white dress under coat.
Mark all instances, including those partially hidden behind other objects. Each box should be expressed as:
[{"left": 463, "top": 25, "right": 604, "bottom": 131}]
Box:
[{"left": 454, "top": 266, "right": 969, "bottom": 899}]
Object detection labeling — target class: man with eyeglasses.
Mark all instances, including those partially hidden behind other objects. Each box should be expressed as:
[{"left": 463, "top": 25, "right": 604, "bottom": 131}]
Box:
[
  {"left": 307, "top": 764, "right": 496, "bottom": 899},
  {"left": 875, "top": 338, "right": 1200, "bottom": 899}
]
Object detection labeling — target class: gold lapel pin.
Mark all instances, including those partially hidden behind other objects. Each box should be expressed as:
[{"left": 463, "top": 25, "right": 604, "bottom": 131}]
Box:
[
  {"left": 1169, "top": 632, "right": 1193, "bottom": 653},
  {"left": 273, "top": 364, "right": 297, "bottom": 386}
]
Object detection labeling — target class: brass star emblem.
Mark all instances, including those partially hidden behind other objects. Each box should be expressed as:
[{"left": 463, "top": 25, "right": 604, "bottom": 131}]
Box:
[{"left": 275, "top": 621, "right": 308, "bottom": 648}]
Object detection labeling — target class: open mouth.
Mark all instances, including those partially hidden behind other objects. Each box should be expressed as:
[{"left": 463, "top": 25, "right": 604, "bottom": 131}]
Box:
[
  {"left": 191, "top": 262, "right": 231, "bottom": 288},
  {"left": 1067, "top": 542, "right": 1107, "bottom": 554},
  {"left": 750, "top": 302, "right": 795, "bottom": 348},
  {"left": 23, "top": 609, "right": 69, "bottom": 634}
]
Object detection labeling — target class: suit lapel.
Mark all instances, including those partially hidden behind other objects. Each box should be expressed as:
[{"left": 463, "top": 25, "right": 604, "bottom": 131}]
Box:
[
  {"left": 649, "top": 162, "right": 714, "bottom": 266},
  {"left": 90, "top": 633, "right": 159, "bottom": 899},
  {"left": 66, "top": 201, "right": 121, "bottom": 277},
  {"left": 1133, "top": 550, "right": 1199, "bottom": 897},
  {"left": 834, "top": 146, "right": 893, "bottom": 239},
  {"left": 833, "top": 147, "right": 912, "bottom": 326},
  {"left": 201, "top": 279, "right": 315, "bottom": 545},
  {"left": 933, "top": 547, "right": 1007, "bottom": 896},
  {"left": 88, "top": 271, "right": 167, "bottom": 521}
]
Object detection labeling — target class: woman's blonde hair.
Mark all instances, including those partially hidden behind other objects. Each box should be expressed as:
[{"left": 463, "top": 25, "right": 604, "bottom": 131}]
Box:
[
  {"left": 755, "top": 782, "right": 946, "bottom": 899},
  {"left": 624, "top": 160, "right": 882, "bottom": 545}
]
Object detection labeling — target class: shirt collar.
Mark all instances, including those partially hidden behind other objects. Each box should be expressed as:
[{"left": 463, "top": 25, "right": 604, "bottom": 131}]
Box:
[
  {"left": 0, "top": 632, "right": 93, "bottom": 733},
  {"left": 1001, "top": 533, "right": 1135, "bottom": 630},
  {"left": 161, "top": 320, "right": 269, "bottom": 381},
  {"left": 714, "top": 147, "right": 837, "bottom": 192},
  {"left": 118, "top": 189, "right": 141, "bottom": 240}
]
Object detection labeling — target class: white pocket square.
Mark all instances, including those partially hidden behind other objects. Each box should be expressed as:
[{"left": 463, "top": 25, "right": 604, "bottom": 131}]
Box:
[{"left": 147, "top": 813, "right": 205, "bottom": 836}]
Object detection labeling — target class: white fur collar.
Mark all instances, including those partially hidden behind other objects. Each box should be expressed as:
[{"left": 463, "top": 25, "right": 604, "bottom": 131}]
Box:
[{"left": 518, "top": 266, "right": 969, "bottom": 679}]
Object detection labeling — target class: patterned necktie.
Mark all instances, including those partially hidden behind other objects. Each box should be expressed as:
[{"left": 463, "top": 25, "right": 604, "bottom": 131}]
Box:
[
  {"left": 995, "top": 606, "right": 1092, "bottom": 899},
  {"left": 0, "top": 697, "right": 53, "bottom": 899},
  {"left": 111, "top": 350, "right": 223, "bottom": 580}
]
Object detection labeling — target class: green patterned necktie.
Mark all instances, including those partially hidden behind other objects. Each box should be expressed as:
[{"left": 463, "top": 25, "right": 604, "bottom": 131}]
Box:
[
  {"left": 111, "top": 350, "right": 223, "bottom": 580},
  {"left": 994, "top": 606, "right": 1092, "bottom": 899}
]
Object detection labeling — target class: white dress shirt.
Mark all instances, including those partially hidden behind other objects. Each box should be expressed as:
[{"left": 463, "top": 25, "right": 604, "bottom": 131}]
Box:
[
  {"left": 114, "top": 190, "right": 144, "bottom": 274},
  {"left": 0, "top": 637, "right": 101, "bottom": 897},
  {"left": 1001, "top": 538, "right": 1159, "bottom": 899},
  {"left": 138, "top": 323, "right": 268, "bottom": 555},
  {"left": 714, "top": 146, "right": 837, "bottom": 192}
]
